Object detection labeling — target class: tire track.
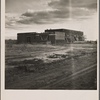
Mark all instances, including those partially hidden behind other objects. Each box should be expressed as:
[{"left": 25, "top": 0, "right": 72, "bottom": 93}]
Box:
[{"left": 41, "top": 63, "right": 97, "bottom": 89}]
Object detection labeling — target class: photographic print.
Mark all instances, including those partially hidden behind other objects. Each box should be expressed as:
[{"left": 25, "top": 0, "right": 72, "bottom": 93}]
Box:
[{"left": 5, "top": 0, "right": 98, "bottom": 90}]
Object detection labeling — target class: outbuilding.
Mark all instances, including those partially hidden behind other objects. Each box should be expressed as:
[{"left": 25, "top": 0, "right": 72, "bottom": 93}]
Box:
[{"left": 17, "top": 32, "right": 37, "bottom": 43}]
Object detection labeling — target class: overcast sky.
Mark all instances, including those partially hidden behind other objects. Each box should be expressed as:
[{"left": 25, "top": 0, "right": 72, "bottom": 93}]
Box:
[{"left": 5, "top": 0, "right": 98, "bottom": 40}]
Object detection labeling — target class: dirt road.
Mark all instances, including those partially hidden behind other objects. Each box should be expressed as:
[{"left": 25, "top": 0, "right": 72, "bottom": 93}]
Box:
[
  {"left": 41, "top": 63, "right": 97, "bottom": 89},
  {"left": 5, "top": 52, "right": 97, "bottom": 89}
]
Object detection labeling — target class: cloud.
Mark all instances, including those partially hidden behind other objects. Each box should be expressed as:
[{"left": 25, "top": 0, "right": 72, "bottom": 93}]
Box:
[
  {"left": 72, "top": 0, "right": 97, "bottom": 10},
  {"left": 6, "top": 0, "right": 52, "bottom": 13},
  {"left": 17, "top": 9, "right": 70, "bottom": 24},
  {"left": 5, "top": 14, "right": 18, "bottom": 27},
  {"left": 6, "top": 0, "right": 97, "bottom": 26},
  {"left": 48, "top": 0, "right": 97, "bottom": 19},
  {"left": 48, "top": 0, "right": 97, "bottom": 10},
  {"left": 48, "top": 0, "right": 69, "bottom": 10},
  {"left": 5, "top": 13, "right": 26, "bottom": 28}
]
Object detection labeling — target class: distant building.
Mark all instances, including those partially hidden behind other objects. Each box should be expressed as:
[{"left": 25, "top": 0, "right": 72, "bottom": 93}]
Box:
[
  {"left": 45, "top": 29, "right": 84, "bottom": 43},
  {"left": 17, "top": 28, "right": 84, "bottom": 44}
]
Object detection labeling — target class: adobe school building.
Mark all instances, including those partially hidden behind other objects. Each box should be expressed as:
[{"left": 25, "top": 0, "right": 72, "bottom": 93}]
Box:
[{"left": 17, "top": 29, "right": 84, "bottom": 44}]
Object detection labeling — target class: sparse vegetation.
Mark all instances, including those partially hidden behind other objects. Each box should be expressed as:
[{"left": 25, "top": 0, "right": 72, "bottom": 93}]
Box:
[{"left": 5, "top": 43, "right": 97, "bottom": 89}]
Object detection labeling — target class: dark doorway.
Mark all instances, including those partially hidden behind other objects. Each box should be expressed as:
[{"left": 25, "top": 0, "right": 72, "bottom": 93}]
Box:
[
  {"left": 49, "top": 35, "right": 55, "bottom": 44},
  {"left": 27, "top": 37, "right": 31, "bottom": 43}
]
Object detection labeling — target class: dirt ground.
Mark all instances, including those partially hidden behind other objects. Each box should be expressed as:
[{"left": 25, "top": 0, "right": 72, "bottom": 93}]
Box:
[{"left": 5, "top": 43, "right": 97, "bottom": 89}]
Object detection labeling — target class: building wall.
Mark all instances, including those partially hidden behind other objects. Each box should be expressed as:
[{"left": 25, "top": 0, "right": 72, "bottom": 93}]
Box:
[
  {"left": 65, "top": 30, "right": 84, "bottom": 42},
  {"left": 45, "top": 29, "right": 84, "bottom": 43},
  {"left": 39, "top": 33, "right": 49, "bottom": 42},
  {"left": 17, "top": 33, "right": 36, "bottom": 43},
  {"left": 49, "top": 34, "right": 56, "bottom": 44},
  {"left": 55, "top": 32, "right": 65, "bottom": 40},
  {"left": 17, "top": 33, "right": 55, "bottom": 44}
]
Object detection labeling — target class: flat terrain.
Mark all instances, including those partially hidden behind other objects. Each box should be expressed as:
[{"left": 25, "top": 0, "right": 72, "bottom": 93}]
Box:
[{"left": 5, "top": 43, "right": 97, "bottom": 89}]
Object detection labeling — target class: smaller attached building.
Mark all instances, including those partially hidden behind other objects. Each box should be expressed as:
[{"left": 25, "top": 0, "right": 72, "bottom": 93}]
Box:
[
  {"left": 17, "top": 32, "right": 54, "bottom": 44},
  {"left": 17, "top": 32, "right": 37, "bottom": 43},
  {"left": 17, "top": 32, "right": 51, "bottom": 43}
]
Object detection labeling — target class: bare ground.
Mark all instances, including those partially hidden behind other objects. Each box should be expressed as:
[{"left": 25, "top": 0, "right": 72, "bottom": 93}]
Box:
[{"left": 5, "top": 43, "right": 97, "bottom": 89}]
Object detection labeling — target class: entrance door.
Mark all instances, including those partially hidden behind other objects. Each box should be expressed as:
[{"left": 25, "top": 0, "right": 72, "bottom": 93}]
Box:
[{"left": 27, "top": 37, "right": 31, "bottom": 43}]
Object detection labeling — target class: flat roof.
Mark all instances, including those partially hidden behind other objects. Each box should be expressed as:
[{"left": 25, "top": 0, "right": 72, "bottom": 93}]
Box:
[
  {"left": 17, "top": 32, "right": 37, "bottom": 35},
  {"left": 45, "top": 28, "right": 83, "bottom": 33}
]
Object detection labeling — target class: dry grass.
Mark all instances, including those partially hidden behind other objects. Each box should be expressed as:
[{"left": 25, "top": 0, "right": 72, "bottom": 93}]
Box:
[{"left": 5, "top": 43, "right": 97, "bottom": 89}]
